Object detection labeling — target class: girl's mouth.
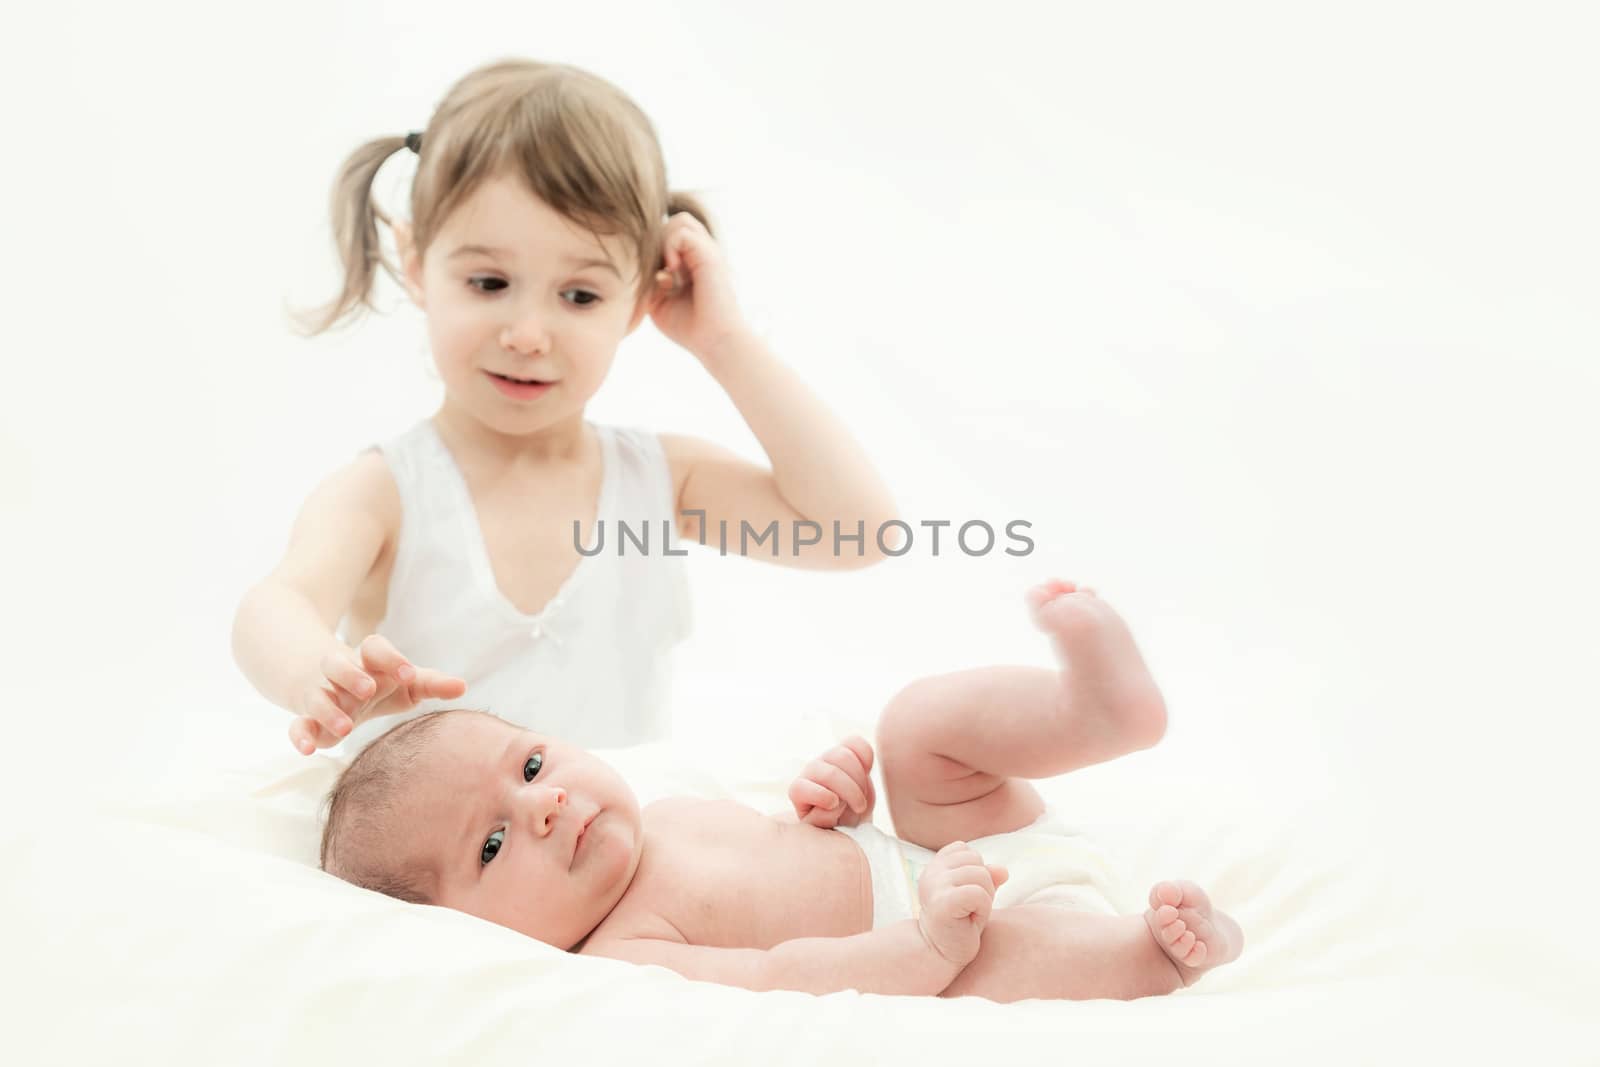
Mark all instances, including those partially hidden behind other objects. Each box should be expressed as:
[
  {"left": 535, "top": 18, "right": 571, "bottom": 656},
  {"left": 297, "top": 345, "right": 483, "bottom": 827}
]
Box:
[{"left": 487, "top": 371, "right": 556, "bottom": 400}]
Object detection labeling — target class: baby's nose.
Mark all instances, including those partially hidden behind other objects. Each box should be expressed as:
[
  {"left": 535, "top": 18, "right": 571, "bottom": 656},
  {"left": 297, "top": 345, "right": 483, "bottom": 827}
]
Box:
[{"left": 529, "top": 785, "right": 567, "bottom": 832}]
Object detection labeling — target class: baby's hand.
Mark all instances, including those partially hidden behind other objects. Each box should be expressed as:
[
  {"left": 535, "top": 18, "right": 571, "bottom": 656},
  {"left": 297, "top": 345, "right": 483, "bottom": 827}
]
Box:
[
  {"left": 288, "top": 635, "right": 468, "bottom": 755},
  {"left": 916, "top": 842, "right": 1009, "bottom": 967},
  {"left": 787, "top": 735, "right": 875, "bottom": 829}
]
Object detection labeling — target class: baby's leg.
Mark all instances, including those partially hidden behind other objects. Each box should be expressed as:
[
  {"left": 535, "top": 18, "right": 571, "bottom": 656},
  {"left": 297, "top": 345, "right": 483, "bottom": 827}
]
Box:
[
  {"left": 878, "top": 580, "right": 1165, "bottom": 851},
  {"left": 941, "top": 881, "right": 1244, "bottom": 1002}
]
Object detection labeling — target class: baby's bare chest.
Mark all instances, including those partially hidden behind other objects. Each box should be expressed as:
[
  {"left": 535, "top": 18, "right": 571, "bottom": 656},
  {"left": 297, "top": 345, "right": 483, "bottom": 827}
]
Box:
[{"left": 596, "top": 800, "right": 872, "bottom": 950}]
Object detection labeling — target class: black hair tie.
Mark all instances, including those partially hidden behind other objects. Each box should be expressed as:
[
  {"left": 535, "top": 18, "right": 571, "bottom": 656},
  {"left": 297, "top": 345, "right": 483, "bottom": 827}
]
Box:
[{"left": 404, "top": 131, "right": 423, "bottom": 154}]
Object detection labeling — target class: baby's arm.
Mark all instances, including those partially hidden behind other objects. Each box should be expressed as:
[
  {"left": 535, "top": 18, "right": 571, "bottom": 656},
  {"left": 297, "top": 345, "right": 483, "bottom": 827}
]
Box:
[
  {"left": 590, "top": 841, "right": 1000, "bottom": 997},
  {"left": 589, "top": 919, "right": 962, "bottom": 997}
]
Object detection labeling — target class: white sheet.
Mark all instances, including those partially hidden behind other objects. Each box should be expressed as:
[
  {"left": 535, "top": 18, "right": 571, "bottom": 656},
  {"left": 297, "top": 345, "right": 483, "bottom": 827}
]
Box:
[{"left": 5, "top": 709, "right": 1591, "bottom": 1066}]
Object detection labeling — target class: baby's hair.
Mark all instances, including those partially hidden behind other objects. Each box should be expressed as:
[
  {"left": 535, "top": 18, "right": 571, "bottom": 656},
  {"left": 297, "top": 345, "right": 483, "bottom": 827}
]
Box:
[
  {"left": 319, "top": 707, "right": 500, "bottom": 905},
  {"left": 293, "top": 56, "right": 716, "bottom": 335}
]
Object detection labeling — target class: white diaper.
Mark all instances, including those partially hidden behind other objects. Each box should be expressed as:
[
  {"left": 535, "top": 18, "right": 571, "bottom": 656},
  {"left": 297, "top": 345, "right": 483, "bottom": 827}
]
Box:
[{"left": 834, "top": 811, "right": 1129, "bottom": 929}]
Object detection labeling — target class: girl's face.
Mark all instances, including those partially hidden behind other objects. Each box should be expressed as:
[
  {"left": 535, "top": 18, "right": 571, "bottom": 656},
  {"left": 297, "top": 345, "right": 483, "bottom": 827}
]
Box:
[{"left": 401, "top": 174, "right": 652, "bottom": 438}]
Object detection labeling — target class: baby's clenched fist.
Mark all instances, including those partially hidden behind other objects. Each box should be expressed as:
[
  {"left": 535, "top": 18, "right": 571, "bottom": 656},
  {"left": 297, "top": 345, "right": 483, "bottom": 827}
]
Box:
[{"left": 915, "top": 842, "right": 1009, "bottom": 966}]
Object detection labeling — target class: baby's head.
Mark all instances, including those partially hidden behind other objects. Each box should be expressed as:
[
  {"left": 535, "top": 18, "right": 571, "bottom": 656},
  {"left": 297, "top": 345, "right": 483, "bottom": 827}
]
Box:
[
  {"left": 319, "top": 709, "right": 643, "bottom": 950},
  {"left": 295, "top": 57, "right": 717, "bottom": 434}
]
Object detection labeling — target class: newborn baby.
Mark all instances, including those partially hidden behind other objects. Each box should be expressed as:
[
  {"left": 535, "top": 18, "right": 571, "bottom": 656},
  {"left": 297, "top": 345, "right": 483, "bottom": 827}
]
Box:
[{"left": 319, "top": 580, "right": 1243, "bottom": 1000}]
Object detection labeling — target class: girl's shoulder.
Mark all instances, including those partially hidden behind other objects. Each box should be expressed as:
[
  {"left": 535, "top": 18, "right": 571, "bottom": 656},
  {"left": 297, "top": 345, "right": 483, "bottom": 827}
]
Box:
[
  {"left": 298, "top": 446, "right": 403, "bottom": 539},
  {"left": 604, "top": 425, "right": 700, "bottom": 508},
  {"left": 270, "top": 448, "right": 403, "bottom": 610},
  {"left": 652, "top": 430, "right": 753, "bottom": 502}
]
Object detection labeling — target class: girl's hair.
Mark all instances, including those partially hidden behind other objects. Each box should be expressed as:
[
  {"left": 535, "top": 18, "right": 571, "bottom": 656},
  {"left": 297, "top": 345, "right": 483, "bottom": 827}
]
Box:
[{"left": 293, "top": 57, "right": 715, "bottom": 336}]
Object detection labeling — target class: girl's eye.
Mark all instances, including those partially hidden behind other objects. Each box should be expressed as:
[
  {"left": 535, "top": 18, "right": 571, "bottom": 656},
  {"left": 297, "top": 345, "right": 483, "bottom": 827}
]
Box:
[
  {"left": 465, "top": 278, "right": 600, "bottom": 307},
  {"left": 524, "top": 752, "right": 543, "bottom": 781},
  {"left": 481, "top": 828, "right": 504, "bottom": 866}
]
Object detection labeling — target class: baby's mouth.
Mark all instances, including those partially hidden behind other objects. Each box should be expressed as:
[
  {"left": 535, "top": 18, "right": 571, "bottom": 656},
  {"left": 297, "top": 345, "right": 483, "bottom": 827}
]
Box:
[{"left": 571, "top": 810, "right": 598, "bottom": 868}]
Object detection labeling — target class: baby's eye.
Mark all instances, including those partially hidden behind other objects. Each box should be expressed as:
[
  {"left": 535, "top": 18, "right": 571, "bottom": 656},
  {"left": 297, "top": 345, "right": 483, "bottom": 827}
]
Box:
[
  {"left": 481, "top": 828, "right": 504, "bottom": 866},
  {"left": 563, "top": 289, "right": 601, "bottom": 307},
  {"left": 467, "top": 277, "right": 507, "bottom": 293},
  {"left": 524, "top": 752, "right": 543, "bottom": 781}
]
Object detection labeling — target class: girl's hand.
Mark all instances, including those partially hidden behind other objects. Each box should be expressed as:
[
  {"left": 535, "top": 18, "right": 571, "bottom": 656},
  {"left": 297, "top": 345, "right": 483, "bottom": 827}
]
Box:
[
  {"left": 288, "top": 635, "right": 468, "bottom": 755},
  {"left": 647, "top": 212, "right": 751, "bottom": 361},
  {"left": 788, "top": 735, "right": 876, "bottom": 828}
]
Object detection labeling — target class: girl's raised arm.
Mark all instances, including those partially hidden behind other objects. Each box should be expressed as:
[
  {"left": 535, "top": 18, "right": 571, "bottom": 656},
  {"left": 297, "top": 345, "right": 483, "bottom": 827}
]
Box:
[
  {"left": 660, "top": 328, "right": 899, "bottom": 570},
  {"left": 650, "top": 214, "right": 898, "bottom": 570}
]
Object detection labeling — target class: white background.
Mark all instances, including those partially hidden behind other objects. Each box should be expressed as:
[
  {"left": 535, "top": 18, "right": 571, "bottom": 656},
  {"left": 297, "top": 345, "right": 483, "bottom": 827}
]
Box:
[{"left": 4, "top": 0, "right": 1596, "bottom": 967}]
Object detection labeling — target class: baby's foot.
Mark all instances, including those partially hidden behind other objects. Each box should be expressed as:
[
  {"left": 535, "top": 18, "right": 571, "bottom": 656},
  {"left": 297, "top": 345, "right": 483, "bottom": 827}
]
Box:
[
  {"left": 1024, "top": 579, "right": 1167, "bottom": 750},
  {"left": 1143, "top": 880, "right": 1244, "bottom": 987}
]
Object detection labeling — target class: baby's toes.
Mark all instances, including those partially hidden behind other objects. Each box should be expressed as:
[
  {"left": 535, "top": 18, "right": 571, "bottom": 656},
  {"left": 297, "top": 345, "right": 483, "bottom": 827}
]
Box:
[
  {"left": 1024, "top": 580, "right": 1077, "bottom": 611},
  {"left": 1157, "top": 914, "right": 1189, "bottom": 945},
  {"left": 1176, "top": 910, "right": 1218, "bottom": 958},
  {"left": 1150, "top": 881, "right": 1186, "bottom": 910}
]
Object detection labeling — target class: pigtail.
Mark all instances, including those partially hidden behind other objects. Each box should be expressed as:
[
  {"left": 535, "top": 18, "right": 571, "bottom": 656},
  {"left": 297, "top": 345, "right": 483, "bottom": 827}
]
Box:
[
  {"left": 288, "top": 135, "right": 413, "bottom": 337},
  {"left": 665, "top": 190, "right": 716, "bottom": 239}
]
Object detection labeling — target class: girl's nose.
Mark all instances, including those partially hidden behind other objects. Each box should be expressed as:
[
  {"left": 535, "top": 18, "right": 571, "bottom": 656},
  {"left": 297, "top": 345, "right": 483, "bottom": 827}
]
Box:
[{"left": 500, "top": 313, "right": 550, "bottom": 357}]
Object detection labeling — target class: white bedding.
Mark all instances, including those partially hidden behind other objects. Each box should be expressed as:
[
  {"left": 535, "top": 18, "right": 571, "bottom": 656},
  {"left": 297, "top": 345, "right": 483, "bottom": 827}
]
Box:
[{"left": 5, "top": 709, "right": 1591, "bottom": 1066}]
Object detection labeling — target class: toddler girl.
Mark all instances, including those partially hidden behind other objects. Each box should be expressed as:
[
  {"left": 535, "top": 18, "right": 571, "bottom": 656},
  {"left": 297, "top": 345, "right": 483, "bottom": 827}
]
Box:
[{"left": 232, "top": 58, "right": 896, "bottom": 755}]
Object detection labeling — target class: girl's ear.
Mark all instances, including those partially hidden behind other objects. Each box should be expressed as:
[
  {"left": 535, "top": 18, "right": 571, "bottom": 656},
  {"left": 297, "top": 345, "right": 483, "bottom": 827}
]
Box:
[
  {"left": 393, "top": 218, "right": 426, "bottom": 307},
  {"left": 625, "top": 270, "right": 672, "bottom": 334},
  {"left": 625, "top": 289, "right": 653, "bottom": 335}
]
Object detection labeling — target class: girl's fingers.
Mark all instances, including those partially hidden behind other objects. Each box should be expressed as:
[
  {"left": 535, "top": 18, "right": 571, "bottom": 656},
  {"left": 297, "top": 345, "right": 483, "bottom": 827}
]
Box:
[
  {"left": 289, "top": 715, "right": 335, "bottom": 755},
  {"left": 664, "top": 214, "right": 710, "bottom": 270},
  {"left": 359, "top": 635, "right": 416, "bottom": 683},
  {"left": 306, "top": 689, "right": 353, "bottom": 738},
  {"left": 328, "top": 684, "right": 366, "bottom": 716},
  {"left": 319, "top": 649, "right": 375, "bottom": 703},
  {"left": 384, "top": 669, "right": 467, "bottom": 713},
  {"left": 414, "top": 669, "right": 467, "bottom": 699},
  {"left": 288, "top": 718, "right": 311, "bottom": 755}
]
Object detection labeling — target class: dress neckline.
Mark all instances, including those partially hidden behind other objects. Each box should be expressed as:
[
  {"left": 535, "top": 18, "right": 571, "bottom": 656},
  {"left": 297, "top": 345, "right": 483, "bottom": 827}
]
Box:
[{"left": 422, "top": 418, "right": 616, "bottom": 625}]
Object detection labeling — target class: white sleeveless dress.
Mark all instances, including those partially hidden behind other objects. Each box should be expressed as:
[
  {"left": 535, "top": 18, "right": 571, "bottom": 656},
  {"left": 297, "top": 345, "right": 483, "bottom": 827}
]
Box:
[{"left": 340, "top": 419, "right": 692, "bottom": 754}]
